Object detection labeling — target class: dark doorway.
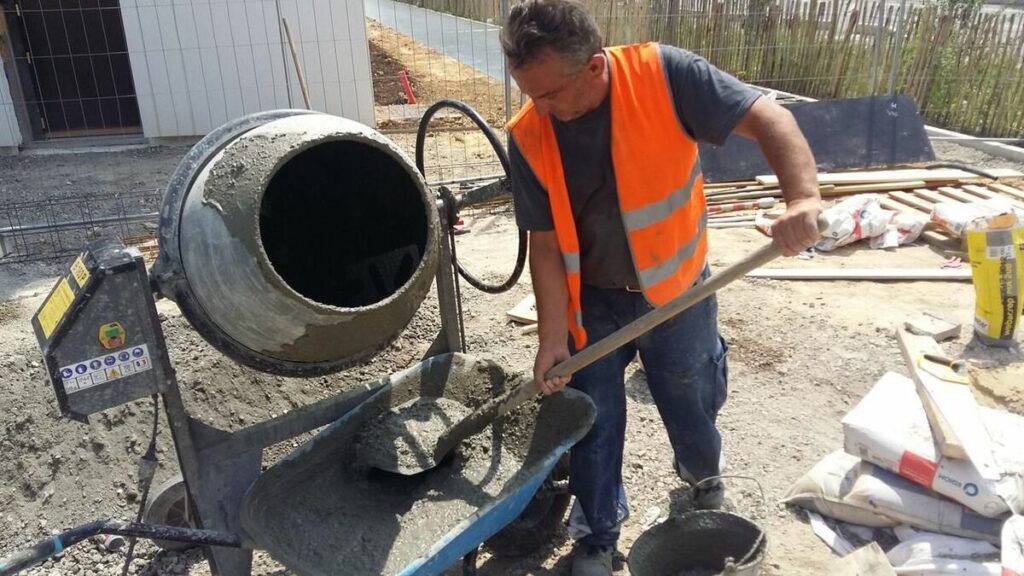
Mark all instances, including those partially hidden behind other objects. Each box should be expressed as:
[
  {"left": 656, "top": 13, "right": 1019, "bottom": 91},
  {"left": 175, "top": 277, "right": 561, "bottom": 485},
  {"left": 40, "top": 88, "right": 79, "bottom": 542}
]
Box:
[{"left": 1, "top": 0, "right": 142, "bottom": 140}]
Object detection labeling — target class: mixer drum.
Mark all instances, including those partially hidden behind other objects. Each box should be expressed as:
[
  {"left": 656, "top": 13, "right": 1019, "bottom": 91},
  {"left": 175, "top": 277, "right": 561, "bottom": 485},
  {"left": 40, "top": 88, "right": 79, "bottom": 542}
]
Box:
[{"left": 152, "top": 111, "right": 440, "bottom": 376}]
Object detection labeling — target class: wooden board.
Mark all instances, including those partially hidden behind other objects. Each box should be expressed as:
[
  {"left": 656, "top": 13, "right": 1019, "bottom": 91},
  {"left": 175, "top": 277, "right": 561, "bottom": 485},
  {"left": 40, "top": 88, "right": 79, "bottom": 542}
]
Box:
[
  {"left": 936, "top": 186, "right": 984, "bottom": 204},
  {"left": 987, "top": 182, "right": 1024, "bottom": 203},
  {"left": 895, "top": 326, "right": 1003, "bottom": 481},
  {"left": 963, "top": 184, "right": 1024, "bottom": 210},
  {"left": 756, "top": 168, "right": 988, "bottom": 187},
  {"left": 913, "top": 188, "right": 958, "bottom": 206},
  {"left": 889, "top": 190, "right": 936, "bottom": 213},
  {"left": 896, "top": 327, "right": 966, "bottom": 459},
  {"left": 747, "top": 268, "right": 972, "bottom": 280},
  {"left": 828, "top": 542, "right": 896, "bottom": 576},
  {"left": 824, "top": 180, "right": 927, "bottom": 196}
]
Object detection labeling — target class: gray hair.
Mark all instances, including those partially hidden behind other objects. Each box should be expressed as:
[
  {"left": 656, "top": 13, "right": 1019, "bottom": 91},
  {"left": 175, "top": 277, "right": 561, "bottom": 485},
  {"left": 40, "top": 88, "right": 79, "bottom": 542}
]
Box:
[{"left": 501, "top": 0, "right": 604, "bottom": 70}]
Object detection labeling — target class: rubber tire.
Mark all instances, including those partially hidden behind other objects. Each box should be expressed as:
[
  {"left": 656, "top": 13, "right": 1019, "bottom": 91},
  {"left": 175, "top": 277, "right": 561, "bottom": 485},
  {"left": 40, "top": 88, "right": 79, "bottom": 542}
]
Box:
[
  {"left": 484, "top": 455, "right": 571, "bottom": 557},
  {"left": 143, "top": 474, "right": 196, "bottom": 551}
]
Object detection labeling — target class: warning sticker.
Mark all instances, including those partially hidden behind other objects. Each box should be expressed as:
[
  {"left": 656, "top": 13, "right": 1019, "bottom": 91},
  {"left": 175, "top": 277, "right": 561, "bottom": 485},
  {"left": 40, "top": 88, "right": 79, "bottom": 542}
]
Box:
[
  {"left": 59, "top": 344, "right": 153, "bottom": 394},
  {"left": 37, "top": 278, "right": 75, "bottom": 338},
  {"left": 70, "top": 256, "right": 90, "bottom": 288}
]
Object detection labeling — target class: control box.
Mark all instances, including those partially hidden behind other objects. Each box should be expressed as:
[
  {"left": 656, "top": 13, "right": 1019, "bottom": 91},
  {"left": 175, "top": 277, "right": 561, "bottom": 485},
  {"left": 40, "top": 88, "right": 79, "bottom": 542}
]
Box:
[{"left": 32, "top": 239, "right": 170, "bottom": 421}]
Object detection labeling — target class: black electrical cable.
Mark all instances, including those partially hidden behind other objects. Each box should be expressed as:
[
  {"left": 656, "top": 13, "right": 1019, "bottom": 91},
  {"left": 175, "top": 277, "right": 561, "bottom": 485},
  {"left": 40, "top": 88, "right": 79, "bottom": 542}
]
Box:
[
  {"left": 415, "top": 99, "right": 527, "bottom": 294},
  {"left": 120, "top": 394, "right": 160, "bottom": 576}
]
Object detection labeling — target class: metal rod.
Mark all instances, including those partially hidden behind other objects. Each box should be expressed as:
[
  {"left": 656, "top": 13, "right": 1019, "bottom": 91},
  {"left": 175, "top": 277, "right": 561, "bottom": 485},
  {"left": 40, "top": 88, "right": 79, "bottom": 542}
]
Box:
[
  {"left": 501, "top": 0, "right": 513, "bottom": 130},
  {"left": 0, "top": 212, "right": 159, "bottom": 235},
  {"left": 428, "top": 173, "right": 505, "bottom": 187}
]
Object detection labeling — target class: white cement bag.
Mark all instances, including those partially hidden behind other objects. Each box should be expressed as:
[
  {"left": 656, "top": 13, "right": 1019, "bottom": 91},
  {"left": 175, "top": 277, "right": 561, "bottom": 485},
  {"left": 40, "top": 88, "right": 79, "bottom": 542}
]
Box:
[
  {"left": 886, "top": 531, "right": 999, "bottom": 575},
  {"left": 846, "top": 466, "right": 1004, "bottom": 543},
  {"left": 786, "top": 451, "right": 1005, "bottom": 542},
  {"left": 1004, "top": 515, "right": 1024, "bottom": 576},
  {"left": 842, "top": 372, "right": 1024, "bottom": 516},
  {"left": 783, "top": 450, "right": 897, "bottom": 527}
]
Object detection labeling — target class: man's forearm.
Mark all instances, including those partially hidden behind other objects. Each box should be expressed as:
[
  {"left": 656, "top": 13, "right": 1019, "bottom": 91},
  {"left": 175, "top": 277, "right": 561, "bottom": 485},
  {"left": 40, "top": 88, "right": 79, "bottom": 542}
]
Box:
[
  {"left": 738, "top": 98, "right": 819, "bottom": 206},
  {"left": 529, "top": 231, "right": 570, "bottom": 349}
]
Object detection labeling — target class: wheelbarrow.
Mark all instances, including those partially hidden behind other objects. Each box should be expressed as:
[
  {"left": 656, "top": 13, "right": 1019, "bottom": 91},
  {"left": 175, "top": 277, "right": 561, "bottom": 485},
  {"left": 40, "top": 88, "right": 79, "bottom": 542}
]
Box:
[{"left": 0, "top": 353, "right": 595, "bottom": 575}]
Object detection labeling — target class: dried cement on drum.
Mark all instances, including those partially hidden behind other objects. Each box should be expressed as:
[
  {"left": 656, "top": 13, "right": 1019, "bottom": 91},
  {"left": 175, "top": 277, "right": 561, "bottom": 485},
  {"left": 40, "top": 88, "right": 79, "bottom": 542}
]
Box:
[{"left": 355, "top": 396, "right": 473, "bottom": 471}]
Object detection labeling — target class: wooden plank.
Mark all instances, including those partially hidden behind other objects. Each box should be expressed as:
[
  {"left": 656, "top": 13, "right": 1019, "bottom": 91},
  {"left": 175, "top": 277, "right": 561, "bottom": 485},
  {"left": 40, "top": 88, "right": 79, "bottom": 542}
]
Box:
[
  {"left": 987, "top": 182, "right": 1024, "bottom": 203},
  {"left": 747, "top": 268, "right": 972, "bottom": 281},
  {"left": 879, "top": 198, "right": 930, "bottom": 219},
  {"left": 913, "top": 188, "right": 960, "bottom": 206},
  {"left": 936, "top": 186, "right": 986, "bottom": 204},
  {"left": 896, "top": 327, "right": 966, "bottom": 459},
  {"left": 890, "top": 190, "right": 936, "bottom": 213},
  {"left": 825, "top": 180, "right": 928, "bottom": 195},
  {"left": 706, "top": 184, "right": 835, "bottom": 203},
  {"left": 896, "top": 327, "right": 999, "bottom": 478},
  {"left": 828, "top": 542, "right": 896, "bottom": 576},
  {"left": 756, "top": 168, "right": 989, "bottom": 187},
  {"left": 963, "top": 184, "right": 1024, "bottom": 210}
]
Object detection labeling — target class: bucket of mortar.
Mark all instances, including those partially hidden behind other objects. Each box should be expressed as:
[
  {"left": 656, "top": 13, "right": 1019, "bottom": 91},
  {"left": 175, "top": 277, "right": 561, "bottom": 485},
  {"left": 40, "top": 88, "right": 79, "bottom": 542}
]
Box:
[
  {"left": 152, "top": 110, "right": 440, "bottom": 376},
  {"left": 627, "top": 510, "right": 766, "bottom": 576}
]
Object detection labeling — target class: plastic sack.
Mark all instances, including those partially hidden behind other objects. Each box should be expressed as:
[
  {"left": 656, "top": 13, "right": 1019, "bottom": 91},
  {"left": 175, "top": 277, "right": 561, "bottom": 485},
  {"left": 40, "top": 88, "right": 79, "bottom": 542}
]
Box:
[
  {"left": 814, "top": 194, "right": 925, "bottom": 252},
  {"left": 931, "top": 198, "right": 1023, "bottom": 237}
]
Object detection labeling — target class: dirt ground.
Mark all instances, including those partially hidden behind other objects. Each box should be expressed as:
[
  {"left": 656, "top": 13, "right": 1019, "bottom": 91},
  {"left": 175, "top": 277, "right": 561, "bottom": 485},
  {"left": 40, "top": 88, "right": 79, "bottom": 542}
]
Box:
[{"left": 1, "top": 134, "right": 1023, "bottom": 576}]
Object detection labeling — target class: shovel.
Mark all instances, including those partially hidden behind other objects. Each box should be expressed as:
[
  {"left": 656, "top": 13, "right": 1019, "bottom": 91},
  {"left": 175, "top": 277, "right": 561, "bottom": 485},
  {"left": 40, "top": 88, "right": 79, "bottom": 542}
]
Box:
[{"left": 361, "top": 217, "right": 827, "bottom": 475}]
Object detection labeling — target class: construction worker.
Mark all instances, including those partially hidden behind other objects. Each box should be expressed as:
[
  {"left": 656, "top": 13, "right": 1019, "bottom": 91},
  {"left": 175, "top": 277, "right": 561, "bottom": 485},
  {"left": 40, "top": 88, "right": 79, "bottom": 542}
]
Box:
[{"left": 500, "top": 1, "right": 822, "bottom": 574}]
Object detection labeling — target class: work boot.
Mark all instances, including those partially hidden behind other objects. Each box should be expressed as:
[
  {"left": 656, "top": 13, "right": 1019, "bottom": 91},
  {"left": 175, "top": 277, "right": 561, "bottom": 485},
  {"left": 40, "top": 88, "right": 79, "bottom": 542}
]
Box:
[
  {"left": 572, "top": 544, "right": 613, "bottom": 576},
  {"left": 692, "top": 477, "right": 725, "bottom": 510}
]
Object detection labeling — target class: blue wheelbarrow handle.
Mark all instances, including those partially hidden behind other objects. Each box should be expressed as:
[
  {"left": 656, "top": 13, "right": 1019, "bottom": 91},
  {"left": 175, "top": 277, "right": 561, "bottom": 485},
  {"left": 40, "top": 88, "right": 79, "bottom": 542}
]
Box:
[{"left": 0, "top": 520, "right": 244, "bottom": 576}]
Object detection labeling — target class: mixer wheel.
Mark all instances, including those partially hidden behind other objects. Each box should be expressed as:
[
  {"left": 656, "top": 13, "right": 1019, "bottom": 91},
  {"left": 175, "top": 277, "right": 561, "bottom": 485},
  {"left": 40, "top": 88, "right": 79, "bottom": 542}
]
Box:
[
  {"left": 484, "top": 455, "right": 571, "bottom": 557},
  {"left": 143, "top": 474, "right": 197, "bottom": 551}
]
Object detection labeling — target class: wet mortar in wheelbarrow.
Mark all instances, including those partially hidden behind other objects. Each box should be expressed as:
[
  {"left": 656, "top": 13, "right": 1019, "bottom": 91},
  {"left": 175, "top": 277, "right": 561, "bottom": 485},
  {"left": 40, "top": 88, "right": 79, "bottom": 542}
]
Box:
[{"left": 241, "top": 352, "right": 595, "bottom": 575}]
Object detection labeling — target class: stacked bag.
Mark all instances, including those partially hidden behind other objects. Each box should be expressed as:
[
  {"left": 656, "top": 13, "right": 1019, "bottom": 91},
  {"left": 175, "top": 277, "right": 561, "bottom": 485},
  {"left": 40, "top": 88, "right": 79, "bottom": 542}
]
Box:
[{"left": 785, "top": 372, "right": 1024, "bottom": 574}]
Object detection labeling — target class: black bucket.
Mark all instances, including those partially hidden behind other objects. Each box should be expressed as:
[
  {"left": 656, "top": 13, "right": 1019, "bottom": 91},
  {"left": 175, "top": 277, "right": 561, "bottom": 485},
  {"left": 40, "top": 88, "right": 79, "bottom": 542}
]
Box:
[{"left": 627, "top": 510, "right": 766, "bottom": 576}]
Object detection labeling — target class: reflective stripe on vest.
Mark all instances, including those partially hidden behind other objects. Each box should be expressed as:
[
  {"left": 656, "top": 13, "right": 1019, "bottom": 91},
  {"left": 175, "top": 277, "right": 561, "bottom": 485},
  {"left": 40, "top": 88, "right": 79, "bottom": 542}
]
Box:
[{"left": 508, "top": 42, "right": 708, "bottom": 349}]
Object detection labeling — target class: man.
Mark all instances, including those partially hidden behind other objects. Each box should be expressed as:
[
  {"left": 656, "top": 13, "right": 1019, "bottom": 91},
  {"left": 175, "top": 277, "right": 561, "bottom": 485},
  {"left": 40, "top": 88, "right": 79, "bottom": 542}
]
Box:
[{"left": 500, "top": 1, "right": 821, "bottom": 574}]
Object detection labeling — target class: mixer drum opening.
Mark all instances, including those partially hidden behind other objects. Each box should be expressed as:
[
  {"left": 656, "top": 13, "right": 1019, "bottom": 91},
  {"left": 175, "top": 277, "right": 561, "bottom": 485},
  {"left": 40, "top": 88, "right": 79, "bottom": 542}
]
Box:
[{"left": 260, "top": 141, "right": 429, "bottom": 308}]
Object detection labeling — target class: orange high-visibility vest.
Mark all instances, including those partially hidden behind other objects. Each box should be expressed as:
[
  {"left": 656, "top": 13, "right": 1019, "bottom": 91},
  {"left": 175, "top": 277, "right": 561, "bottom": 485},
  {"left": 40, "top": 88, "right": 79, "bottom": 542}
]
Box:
[{"left": 508, "top": 42, "right": 708, "bottom": 349}]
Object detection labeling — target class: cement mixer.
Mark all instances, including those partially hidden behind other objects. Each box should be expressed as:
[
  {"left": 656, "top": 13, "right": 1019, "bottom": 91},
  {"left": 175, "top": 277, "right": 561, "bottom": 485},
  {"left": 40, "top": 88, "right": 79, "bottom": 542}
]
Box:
[{"left": 5, "top": 104, "right": 594, "bottom": 576}]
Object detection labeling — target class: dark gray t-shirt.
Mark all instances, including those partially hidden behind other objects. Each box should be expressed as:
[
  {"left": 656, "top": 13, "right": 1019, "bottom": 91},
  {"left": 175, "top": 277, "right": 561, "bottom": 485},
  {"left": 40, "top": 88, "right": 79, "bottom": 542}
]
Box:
[{"left": 510, "top": 44, "right": 761, "bottom": 288}]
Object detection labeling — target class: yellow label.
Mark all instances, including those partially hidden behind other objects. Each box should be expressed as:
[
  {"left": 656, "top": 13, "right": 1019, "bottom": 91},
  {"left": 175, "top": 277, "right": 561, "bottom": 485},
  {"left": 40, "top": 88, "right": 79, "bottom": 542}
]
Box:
[
  {"left": 70, "top": 256, "right": 90, "bottom": 288},
  {"left": 37, "top": 278, "right": 75, "bottom": 338}
]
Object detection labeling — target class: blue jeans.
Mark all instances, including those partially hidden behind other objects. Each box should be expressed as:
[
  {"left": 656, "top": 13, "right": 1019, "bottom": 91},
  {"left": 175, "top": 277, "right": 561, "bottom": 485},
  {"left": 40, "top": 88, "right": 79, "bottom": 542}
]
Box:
[{"left": 567, "top": 269, "right": 728, "bottom": 547}]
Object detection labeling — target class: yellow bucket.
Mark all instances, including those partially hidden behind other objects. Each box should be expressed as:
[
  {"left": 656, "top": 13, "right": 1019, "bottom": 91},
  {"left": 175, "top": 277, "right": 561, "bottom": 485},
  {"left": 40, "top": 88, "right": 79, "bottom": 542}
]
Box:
[{"left": 966, "top": 215, "right": 1024, "bottom": 346}]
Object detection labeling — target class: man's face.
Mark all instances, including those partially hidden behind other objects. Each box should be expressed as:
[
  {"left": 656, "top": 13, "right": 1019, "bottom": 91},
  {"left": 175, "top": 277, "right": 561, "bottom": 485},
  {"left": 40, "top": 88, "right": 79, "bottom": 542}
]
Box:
[{"left": 511, "top": 49, "right": 604, "bottom": 122}]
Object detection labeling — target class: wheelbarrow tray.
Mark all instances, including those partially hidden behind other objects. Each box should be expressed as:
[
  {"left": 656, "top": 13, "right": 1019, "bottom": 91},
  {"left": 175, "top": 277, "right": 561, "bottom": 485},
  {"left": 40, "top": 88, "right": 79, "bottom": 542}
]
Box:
[{"left": 240, "top": 353, "right": 595, "bottom": 576}]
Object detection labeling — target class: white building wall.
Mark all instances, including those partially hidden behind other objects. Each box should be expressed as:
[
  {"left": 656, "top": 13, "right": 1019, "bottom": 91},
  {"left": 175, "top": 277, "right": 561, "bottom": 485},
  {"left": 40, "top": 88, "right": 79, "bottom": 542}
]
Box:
[
  {"left": 119, "top": 0, "right": 374, "bottom": 138},
  {"left": 0, "top": 54, "right": 22, "bottom": 148}
]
